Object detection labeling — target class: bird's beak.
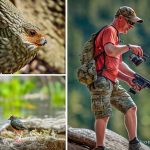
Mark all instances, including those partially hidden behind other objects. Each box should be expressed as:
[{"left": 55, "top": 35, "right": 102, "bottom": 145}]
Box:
[{"left": 39, "top": 37, "right": 47, "bottom": 46}]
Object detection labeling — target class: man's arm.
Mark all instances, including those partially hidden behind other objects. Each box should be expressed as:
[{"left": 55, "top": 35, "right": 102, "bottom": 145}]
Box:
[
  {"left": 119, "top": 61, "right": 135, "bottom": 77},
  {"left": 118, "top": 62, "right": 140, "bottom": 90},
  {"left": 104, "top": 43, "right": 143, "bottom": 57},
  {"left": 117, "top": 70, "right": 134, "bottom": 86}
]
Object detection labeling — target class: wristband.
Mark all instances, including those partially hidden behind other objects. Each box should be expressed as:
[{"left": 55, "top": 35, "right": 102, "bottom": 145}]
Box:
[{"left": 127, "top": 44, "right": 131, "bottom": 50}]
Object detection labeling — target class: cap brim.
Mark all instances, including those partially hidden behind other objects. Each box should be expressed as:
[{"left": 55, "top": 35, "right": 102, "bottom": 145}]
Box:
[{"left": 131, "top": 16, "right": 143, "bottom": 23}]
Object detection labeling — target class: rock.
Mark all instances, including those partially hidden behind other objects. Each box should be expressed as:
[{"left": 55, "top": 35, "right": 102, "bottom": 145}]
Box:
[
  {"left": 0, "top": 117, "right": 66, "bottom": 150},
  {"left": 68, "top": 127, "right": 150, "bottom": 150},
  {"left": 68, "top": 142, "right": 88, "bottom": 150},
  {"left": 0, "top": 136, "right": 65, "bottom": 150}
]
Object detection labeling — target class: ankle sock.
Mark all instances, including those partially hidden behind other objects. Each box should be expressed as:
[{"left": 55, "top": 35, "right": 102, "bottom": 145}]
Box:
[
  {"left": 129, "top": 137, "right": 140, "bottom": 144},
  {"left": 97, "top": 146, "right": 105, "bottom": 149}
]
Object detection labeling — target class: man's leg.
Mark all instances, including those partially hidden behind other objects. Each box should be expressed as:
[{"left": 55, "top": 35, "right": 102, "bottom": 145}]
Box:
[
  {"left": 95, "top": 117, "right": 109, "bottom": 147},
  {"left": 124, "top": 106, "right": 142, "bottom": 150},
  {"left": 111, "top": 83, "right": 141, "bottom": 150},
  {"left": 124, "top": 106, "right": 137, "bottom": 140},
  {"left": 89, "top": 76, "right": 113, "bottom": 150}
]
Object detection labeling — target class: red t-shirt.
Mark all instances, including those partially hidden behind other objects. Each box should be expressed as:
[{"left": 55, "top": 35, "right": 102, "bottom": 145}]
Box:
[{"left": 95, "top": 25, "right": 122, "bottom": 82}]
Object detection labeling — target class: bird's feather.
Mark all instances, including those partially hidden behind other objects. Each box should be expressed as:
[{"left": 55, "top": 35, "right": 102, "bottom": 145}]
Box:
[
  {"left": 11, "top": 119, "right": 27, "bottom": 130},
  {"left": 0, "top": 0, "right": 47, "bottom": 73}
]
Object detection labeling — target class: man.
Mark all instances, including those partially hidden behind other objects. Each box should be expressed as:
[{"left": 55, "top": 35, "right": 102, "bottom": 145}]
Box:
[{"left": 90, "top": 6, "right": 143, "bottom": 150}]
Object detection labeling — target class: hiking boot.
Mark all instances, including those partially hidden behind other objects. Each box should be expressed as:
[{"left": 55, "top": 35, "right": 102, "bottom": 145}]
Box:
[{"left": 129, "top": 142, "right": 142, "bottom": 150}]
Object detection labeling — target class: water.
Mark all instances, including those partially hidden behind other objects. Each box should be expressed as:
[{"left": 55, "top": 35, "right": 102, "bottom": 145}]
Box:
[{"left": 0, "top": 98, "right": 65, "bottom": 126}]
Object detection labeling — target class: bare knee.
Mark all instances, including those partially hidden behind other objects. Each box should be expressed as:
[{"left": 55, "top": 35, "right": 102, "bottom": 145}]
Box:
[
  {"left": 126, "top": 106, "right": 137, "bottom": 115},
  {"left": 96, "top": 116, "right": 109, "bottom": 123}
]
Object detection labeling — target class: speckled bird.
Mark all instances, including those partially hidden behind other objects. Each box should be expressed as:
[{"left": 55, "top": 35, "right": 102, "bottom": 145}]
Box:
[
  {"left": 0, "top": 0, "right": 47, "bottom": 73},
  {"left": 8, "top": 115, "right": 28, "bottom": 132}
]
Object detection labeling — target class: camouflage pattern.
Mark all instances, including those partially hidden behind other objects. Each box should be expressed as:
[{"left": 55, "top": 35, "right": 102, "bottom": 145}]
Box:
[
  {"left": 115, "top": 6, "right": 136, "bottom": 18},
  {"left": 115, "top": 6, "right": 143, "bottom": 23},
  {"left": 77, "top": 26, "right": 108, "bottom": 85},
  {"left": 77, "top": 59, "right": 97, "bottom": 85},
  {"left": 77, "top": 31, "right": 98, "bottom": 85},
  {"left": 88, "top": 76, "right": 136, "bottom": 118}
]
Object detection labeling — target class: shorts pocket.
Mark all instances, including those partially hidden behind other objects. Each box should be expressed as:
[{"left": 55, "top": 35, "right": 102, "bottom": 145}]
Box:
[
  {"left": 94, "top": 76, "right": 112, "bottom": 91},
  {"left": 91, "top": 95, "right": 104, "bottom": 112}
]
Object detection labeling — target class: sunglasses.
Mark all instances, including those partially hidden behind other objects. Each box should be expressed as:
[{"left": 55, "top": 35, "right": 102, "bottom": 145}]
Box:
[{"left": 125, "top": 18, "right": 135, "bottom": 26}]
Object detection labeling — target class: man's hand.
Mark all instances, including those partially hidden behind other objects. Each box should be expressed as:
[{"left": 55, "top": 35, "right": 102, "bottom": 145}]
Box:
[
  {"left": 128, "top": 44, "right": 143, "bottom": 57},
  {"left": 126, "top": 76, "right": 141, "bottom": 91}
]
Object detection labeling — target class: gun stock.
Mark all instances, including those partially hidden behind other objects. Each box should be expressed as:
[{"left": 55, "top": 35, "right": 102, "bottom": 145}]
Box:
[{"left": 129, "top": 73, "right": 150, "bottom": 94}]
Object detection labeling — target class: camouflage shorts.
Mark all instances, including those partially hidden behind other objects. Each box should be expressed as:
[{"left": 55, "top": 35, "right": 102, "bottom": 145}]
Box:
[{"left": 88, "top": 76, "right": 136, "bottom": 119}]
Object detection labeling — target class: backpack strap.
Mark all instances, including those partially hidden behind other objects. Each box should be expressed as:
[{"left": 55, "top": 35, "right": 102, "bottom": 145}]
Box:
[
  {"left": 93, "top": 25, "right": 108, "bottom": 75},
  {"left": 94, "top": 25, "right": 120, "bottom": 75},
  {"left": 96, "top": 51, "right": 106, "bottom": 75},
  {"left": 93, "top": 25, "right": 108, "bottom": 57}
]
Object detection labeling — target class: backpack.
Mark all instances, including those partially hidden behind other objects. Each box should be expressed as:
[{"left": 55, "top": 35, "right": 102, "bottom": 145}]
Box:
[{"left": 77, "top": 26, "right": 108, "bottom": 85}]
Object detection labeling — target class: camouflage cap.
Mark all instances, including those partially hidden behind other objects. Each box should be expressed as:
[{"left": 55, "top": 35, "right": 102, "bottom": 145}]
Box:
[{"left": 115, "top": 6, "right": 143, "bottom": 23}]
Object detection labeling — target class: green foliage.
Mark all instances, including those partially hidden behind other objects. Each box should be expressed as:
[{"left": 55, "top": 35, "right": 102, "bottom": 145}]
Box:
[
  {"left": 0, "top": 77, "right": 65, "bottom": 119},
  {"left": 49, "top": 82, "right": 65, "bottom": 107},
  {"left": 0, "top": 77, "right": 35, "bottom": 118},
  {"left": 40, "top": 81, "right": 65, "bottom": 107},
  {"left": 0, "top": 77, "right": 35, "bottom": 99}
]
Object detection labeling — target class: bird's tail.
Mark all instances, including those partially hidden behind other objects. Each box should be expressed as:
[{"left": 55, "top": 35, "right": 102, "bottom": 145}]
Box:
[{"left": 27, "top": 127, "right": 36, "bottom": 132}]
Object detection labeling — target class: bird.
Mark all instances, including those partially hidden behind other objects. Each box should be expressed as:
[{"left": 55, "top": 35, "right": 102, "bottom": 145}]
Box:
[
  {"left": 8, "top": 115, "right": 28, "bottom": 132},
  {"left": 8, "top": 115, "right": 29, "bottom": 142},
  {"left": 0, "top": 0, "right": 47, "bottom": 73}
]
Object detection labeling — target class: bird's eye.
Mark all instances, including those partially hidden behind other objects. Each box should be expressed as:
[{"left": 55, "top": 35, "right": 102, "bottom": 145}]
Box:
[{"left": 29, "top": 30, "right": 37, "bottom": 36}]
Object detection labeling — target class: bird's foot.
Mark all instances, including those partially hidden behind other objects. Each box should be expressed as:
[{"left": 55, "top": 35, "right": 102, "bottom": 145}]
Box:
[{"left": 14, "top": 137, "right": 23, "bottom": 142}]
